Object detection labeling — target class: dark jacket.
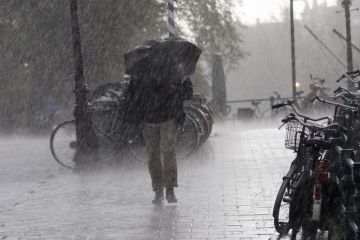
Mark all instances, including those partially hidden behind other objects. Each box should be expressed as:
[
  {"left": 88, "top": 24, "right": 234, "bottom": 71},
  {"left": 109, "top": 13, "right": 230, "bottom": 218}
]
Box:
[{"left": 124, "top": 78, "right": 193, "bottom": 125}]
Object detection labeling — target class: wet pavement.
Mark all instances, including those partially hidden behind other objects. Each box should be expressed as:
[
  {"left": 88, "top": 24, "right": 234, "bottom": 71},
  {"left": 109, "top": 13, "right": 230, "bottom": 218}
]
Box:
[{"left": 0, "top": 121, "right": 295, "bottom": 240}]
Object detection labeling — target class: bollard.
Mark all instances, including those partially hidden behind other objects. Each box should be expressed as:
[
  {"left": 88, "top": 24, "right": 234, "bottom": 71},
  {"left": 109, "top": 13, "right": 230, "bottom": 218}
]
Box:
[{"left": 167, "top": 0, "right": 176, "bottom": 38}]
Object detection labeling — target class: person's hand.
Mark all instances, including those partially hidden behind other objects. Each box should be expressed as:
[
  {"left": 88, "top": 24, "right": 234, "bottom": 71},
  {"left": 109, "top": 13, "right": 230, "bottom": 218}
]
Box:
[{"left": 166, "top": 84, "right": 177, "bottom": 94}]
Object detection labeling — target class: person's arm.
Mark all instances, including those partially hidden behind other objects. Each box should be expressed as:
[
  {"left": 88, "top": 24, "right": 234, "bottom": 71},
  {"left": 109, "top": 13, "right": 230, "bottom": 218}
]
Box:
[{"left": 181, "top": 78, "right": 193, "bottom": 100}]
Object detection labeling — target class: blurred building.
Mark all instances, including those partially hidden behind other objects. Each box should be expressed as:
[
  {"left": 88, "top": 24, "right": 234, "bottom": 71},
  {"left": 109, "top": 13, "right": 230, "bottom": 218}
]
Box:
[{"left": 227, "top": 1, "right": 360, "bottom": 105}]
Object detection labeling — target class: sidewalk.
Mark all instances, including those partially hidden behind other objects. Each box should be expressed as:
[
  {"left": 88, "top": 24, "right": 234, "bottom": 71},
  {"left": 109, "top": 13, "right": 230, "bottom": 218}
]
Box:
[{"left": 0, "top": 122, "right": 294, "bottom": 240}]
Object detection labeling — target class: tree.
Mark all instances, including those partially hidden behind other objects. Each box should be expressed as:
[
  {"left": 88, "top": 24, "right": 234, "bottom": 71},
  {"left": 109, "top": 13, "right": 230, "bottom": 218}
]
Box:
[
  {"left": 0, "top": 0, "right": 244, "bottom": 130},
  {"left": 177, "top": 0, "right": 245, "bottom": 69}
]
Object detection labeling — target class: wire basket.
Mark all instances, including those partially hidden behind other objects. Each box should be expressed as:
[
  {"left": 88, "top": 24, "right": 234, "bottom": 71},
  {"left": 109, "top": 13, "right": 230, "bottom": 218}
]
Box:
[{"left": 285, "top": 120, "right": 307, "bottom": 152}]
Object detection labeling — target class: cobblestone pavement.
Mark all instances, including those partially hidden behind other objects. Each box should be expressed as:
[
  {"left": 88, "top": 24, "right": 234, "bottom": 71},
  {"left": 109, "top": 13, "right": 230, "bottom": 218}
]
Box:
[{"left": 0, "top": 121, "right": 295, "bottom": 240}]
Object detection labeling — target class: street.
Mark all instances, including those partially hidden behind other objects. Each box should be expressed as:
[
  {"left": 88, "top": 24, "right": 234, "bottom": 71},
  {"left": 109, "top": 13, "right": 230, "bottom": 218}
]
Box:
[{"left": 0, "top": 121, "right": 295, "bottom": 240}]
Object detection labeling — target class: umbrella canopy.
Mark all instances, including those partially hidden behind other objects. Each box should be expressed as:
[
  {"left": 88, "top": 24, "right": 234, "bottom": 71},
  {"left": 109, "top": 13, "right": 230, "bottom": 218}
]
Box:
[{"left": 124, "top": 38, "right": 202, "bottom": 85}]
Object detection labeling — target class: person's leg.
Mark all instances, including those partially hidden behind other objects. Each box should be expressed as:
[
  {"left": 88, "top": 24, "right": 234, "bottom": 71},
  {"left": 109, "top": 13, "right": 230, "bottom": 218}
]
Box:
[
  {"left": 160, "top": 119, "right": 178, "bottom": 202},
  {"left": 143, "top": 122, "right": 163, "bottom": 192}
]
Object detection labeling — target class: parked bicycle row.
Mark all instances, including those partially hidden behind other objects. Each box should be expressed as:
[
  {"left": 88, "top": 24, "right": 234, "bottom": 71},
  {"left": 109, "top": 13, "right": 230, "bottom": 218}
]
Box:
[
  {"left": 232, "top": 74, "right": 334, "bottom": 121},
  {"left": 272, "top": 70, "right": 360, "bottom": 239},
  {"left": 50, "top": 81, "right": 213, "bottom": 169}
]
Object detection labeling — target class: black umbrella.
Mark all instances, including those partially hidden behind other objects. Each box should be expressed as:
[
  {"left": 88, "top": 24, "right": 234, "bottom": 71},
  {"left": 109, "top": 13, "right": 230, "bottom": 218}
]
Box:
[{"left": 124, "top": 38, "right": 202, "bottom": 84}]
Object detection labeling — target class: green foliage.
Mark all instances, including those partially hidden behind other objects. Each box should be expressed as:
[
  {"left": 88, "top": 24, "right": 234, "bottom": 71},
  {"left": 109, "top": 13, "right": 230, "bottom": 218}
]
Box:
[{"left": 177, "top": 0, "right": 244, "bottom": 70}]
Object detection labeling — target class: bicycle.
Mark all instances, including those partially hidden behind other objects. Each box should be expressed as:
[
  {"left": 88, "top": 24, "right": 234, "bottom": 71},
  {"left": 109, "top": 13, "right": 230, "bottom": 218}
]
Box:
[
  {"left": 273, "top": 70, "right": 360, "bottom": 239},
  {"left": 50, "top": 82, "right": 211, "bottom": 168},
  {"left": 249, "top": 91, "right": 302, "bottom": 120},
  {"left": 311, "top": 94, "right": 360, "bottom": 239},
  {"left": 272, "top": 99, "right": 347, "bottom": 239},
  {"left": 184, "top": 93, "right": 213, "bottom": 145},
  {"left": 269, "top": 91, "right": 302, "bottom": 119}
]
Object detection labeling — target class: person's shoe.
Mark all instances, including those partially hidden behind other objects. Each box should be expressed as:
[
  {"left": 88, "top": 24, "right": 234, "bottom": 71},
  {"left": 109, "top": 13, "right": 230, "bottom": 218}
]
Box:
[
  {"left": 152, "top": 188, "right": 164, "bottom": 204},
  {"left": 166, "top": 188, "right": 177, "bottom": 203}
]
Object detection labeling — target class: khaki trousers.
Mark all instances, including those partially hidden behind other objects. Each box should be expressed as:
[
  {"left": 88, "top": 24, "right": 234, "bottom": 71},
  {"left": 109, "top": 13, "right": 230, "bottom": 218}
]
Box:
[{"left": 143, "top": 119, "right": 178, "bottom": 191}]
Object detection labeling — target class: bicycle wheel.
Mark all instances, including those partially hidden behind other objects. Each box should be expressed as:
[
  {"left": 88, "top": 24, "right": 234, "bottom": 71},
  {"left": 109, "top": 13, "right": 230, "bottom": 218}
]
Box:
[
  {"left": 91, "top": 109, "right": 128, "bottom": 145},
  {"left": 327, "top": 196, "right": 345, "bottom": 240},
  {"left": 186, "top": 106, "right": 212, "bottom": 144},
  {"left": 273, "top": 163, "right": 298, "bottom": 235},
  {"left": 291, "top": 220, "right": 318, "bottom": 240},
  {"left": 290, "top": 177, "right": 317, "bottom": 240},
  {"left": 126, "top": 128, "right": 147, "bottom": 163},
  {"left": 176, "top": 114, "right": 201, "bottom": 159},
  {"left": 127, "top": 115, "right": 201, "bottom": 162},
  {"left": 50, "top": 120, "right": 76, "bottom": 169},
  {"left": 291, "top": 182, "right": 344, "bottom": 240}
]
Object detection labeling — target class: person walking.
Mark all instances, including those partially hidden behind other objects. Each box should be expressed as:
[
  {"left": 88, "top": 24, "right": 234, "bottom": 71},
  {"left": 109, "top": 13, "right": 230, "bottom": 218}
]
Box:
[
  {"left": 124, "top": 38, "right": 201, "bottom": 204},
  {"left": 126, "top": 73, "right": 193, "bottom": 204}
]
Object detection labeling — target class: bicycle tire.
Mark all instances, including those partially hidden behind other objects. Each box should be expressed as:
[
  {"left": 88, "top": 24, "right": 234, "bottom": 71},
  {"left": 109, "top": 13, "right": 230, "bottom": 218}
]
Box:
[
  {"left": 127, "top": 115, "right": 201, "bottom": 162},
  {"left": 290, "top": 174, "right": 318, "bottom": 239},
  {"left": 50, "top": 120, "right": 76, "bottom": 169},
  {"left": 291, "top": 219, "right": 318, "bottom": 240},
  {"left": 197, "top": 106, "right": 213, "bottom": 141},
  {"left": 185, "top": 107, "right": 208, "bottom": 132},
  {"left": 273, "top": 162, "right": 297, "bottom": 234},
  {"left": 126, "top": 129, "right": 147, "bottom": 163},
  {"left": 176, "top": 113, "right": 202, "bottom": 156},
  {"left": 185, "top": 107, "right": 208, "bottom": 144}
]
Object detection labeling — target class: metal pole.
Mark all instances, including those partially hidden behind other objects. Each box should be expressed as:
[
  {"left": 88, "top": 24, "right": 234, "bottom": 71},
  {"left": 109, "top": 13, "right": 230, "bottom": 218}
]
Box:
[
  {"left": 69, "top": 0, "right": 90, "bottom": 165},
  {"left": 333, "top": 28, "right": 360, "bottom": 54},
  {"left": 342, "top": 0, "right": 354, "bottom": 89},
  {"left": 343, "top": 0, "right": 354, "bottom": 72},
  {"left": 304, "top": 25, "right": 347, "bottom": 68},
  {"left": 290, "top": 0, "right": 297, "bottom": 99},
  {"left": 168, "top": 0, "right": 176, "bottom": 38}
]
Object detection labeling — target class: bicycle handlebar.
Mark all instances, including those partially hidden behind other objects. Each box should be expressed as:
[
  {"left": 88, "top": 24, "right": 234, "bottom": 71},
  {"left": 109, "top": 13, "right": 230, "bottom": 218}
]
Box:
[
  {"left": 334, "top": 86, "right": 353, "bottom": 95},
  {"left": 333, "top": 87, "right": 360, "bottom": 102},
  {"left": 311, "top": 96, "right": 357, "bottom": 111},
  {"left": 335, "top": 93, "right": 357, "bottom": 103},
  {"left": 334, "top": 92, "right": 360, "bottom": 104},
  {"left": 272, "top": 99, "right": 331, "bottom": 122},
  {"left": 336, "top": 75, "right": 345, "bottom": 83},
  {"left": 347, "top": 70, "right": 360, "bottom": 76},
  {"left": 336, "top": 71, "right": 360, "bottom": 83},
  {"left": 282, "top": 114, "right": 341, "bottom": 133},
  {"left": 272, "top": 103, "right": 285, "bottom": 109}
]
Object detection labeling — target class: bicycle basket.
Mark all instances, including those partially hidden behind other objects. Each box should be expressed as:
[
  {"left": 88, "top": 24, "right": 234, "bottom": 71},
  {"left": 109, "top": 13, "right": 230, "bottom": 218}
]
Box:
[{"left": 285, "top": 120, "right": 307, "bottom": 152}]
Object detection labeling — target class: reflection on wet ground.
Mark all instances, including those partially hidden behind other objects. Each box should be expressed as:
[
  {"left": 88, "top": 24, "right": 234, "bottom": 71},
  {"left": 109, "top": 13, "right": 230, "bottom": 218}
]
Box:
[{"left": 0, "top": 121, "right": 294, "bottom": 239}]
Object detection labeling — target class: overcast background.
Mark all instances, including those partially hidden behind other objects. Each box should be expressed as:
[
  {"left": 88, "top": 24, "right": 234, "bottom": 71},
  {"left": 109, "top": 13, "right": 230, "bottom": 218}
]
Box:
[{"left": 227, "top": 0, "right": 360, "bottom": 107}]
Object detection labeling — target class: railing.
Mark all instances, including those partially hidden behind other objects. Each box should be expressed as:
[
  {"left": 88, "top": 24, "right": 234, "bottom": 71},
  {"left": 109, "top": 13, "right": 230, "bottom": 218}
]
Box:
[
  {"left": 227, "top": 96, "right": 305, "bottom": 104},
  {"left": 227, "top": 97, "right": 304, "bottom": 119}
]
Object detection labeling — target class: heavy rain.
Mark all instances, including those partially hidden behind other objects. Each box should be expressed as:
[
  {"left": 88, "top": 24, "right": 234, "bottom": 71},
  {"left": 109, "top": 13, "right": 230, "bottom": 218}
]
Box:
[{"left": 1, "top": 0, "right": 360, "bottom": 239}]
